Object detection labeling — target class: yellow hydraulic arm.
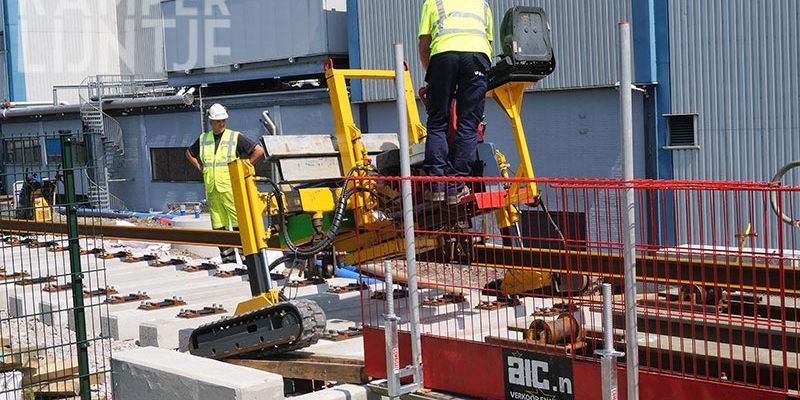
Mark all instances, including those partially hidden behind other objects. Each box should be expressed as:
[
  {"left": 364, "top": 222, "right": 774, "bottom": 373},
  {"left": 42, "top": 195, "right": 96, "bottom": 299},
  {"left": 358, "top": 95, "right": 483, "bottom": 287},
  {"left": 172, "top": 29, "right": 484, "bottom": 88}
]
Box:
[
  {"left": 228, "top": 159, "right": 280, "bottom": 314},
  {"left": 488, "top": 81, "right": 542, "bottom": 230},
  {"left": 488, "top": 81, "right": 551, "bottom": 294}
]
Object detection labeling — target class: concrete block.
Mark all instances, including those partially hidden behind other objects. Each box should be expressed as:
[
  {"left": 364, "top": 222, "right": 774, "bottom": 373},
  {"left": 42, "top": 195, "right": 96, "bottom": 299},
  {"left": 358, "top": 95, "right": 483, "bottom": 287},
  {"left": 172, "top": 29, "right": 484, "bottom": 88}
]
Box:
[
  {"left": 140, "top": 313, "right": 235, "bottom": 350},
  {"left": 178, "top": 328, "right": 195, "bottom": 352},
  {"left": 8, "top": 284, "right": 57, "bottom": 317},
  {"left": 112, "top": 346, "right": 284, "bottom": 400},
  {"left": 303, "top": 337, "right": 364, "bottom": 359}
]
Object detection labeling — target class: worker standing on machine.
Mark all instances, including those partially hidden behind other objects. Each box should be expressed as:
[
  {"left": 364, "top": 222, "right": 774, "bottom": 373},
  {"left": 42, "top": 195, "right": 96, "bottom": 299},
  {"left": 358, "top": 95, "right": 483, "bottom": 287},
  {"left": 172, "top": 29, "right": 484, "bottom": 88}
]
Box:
[
  {"left": 418, "top": 0, "right": 493, "bottom": 204},
  {"left": 185, "top": 103, "right": 265, "bottom": 263}
]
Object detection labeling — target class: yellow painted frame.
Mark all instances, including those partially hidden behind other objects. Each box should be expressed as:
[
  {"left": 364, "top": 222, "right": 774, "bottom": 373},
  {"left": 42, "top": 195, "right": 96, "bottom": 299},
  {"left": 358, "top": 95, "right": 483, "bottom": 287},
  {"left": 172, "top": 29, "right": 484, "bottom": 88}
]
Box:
[
  {"left": 325, "top": 65, "right": 426, "bottom": 225},
  {"left": 488, "top": 81, "right": 541, "bottom": 229},
  {"left": 229, "top": 159, "right": 270, "bottom": 257}
]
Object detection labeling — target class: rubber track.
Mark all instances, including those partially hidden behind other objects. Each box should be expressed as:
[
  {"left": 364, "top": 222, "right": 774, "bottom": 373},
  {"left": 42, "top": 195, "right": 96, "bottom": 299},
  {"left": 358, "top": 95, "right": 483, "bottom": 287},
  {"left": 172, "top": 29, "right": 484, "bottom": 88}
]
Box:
[
  {"left": 253, "top": 298, "right": 327, "bottom": 357},
  {"left": 191, "top": 299, "right": 326, "bottom": 359}
]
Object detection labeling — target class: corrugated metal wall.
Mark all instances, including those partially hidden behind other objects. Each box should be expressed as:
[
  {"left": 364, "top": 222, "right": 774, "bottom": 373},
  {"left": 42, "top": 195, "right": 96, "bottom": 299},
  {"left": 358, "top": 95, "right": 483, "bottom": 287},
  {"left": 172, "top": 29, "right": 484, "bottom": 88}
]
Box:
[
  {"left": 670, "top": 0, "right": 800, "bottom": 182},
  {"left": 161, "top": 0, "right": 347, "bottom": 73},
  {"left": 116, "top": 0, "right": 165, "bottom": 78},
  {"left": 366, "top": 87, "right": 648, "bottom": 245},
  {"left": 357, "top": 0, "right": 630, "bottom": 101},
  {"left": 19, "top": 0, "right": 122, "bottom": 102},
  {"left": 669, "top": 0, "right": 800, "bottom": 247}
]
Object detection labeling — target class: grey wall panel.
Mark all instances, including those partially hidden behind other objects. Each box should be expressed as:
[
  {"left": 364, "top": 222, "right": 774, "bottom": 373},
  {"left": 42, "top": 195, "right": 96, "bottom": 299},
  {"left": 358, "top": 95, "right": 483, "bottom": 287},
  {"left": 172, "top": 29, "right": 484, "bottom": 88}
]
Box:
[
  {"left": 19, "top": 0, "right": 122, "bottom": 102},
  {"left": 161, "top": 0, "right": 347, "bottom": 72},
  {"left": 669, "top": 0, "right": 800, "bottom": 247},
  {"left": 670, "top": 0, "right": 800, "bottom": 182},
  {"left": 357, "top": 0, "right": 630, "bottom": 101},
  {"left": 366, "top": 88, "right": 646, "bottom": 179},
  {"left": 117, "top": 0, "right": 166, "bottom": 78}
]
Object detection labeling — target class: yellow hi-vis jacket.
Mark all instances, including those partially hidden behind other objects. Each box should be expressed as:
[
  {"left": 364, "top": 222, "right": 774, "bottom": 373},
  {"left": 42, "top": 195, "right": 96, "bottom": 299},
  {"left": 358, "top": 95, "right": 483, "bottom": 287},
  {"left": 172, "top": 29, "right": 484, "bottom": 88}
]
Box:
[
  {"left": 419, "top": 0, "right": 493, "bottom": 59},
  {"left": 199, "top": 128, "right": 240, "bottom": 193}
]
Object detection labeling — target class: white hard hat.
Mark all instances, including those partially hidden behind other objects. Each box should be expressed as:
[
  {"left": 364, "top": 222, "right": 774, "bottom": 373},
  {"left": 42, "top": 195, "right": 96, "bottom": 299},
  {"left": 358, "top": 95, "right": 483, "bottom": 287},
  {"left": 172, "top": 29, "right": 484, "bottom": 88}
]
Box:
[{"left": 208, "top": 103, "right": 229, "bottom": 121}]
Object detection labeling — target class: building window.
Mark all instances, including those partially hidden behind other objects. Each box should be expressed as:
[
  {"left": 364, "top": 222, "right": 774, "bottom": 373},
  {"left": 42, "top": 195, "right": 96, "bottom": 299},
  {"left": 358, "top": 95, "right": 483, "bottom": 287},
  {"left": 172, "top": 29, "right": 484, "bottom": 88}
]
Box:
[
  {"left": 665, "top": 114, "right": 698, "bottom": 148},
  {"left": 3, "top": 138, "right": 42, "bottom": 164},
  {"left": 151, "top": 148, "right": 202, "bottom": 182},
  {"left": 45, "top": 137, "right": 89, "bottom": 166},
  {"left": 150, "top": 148, "right": 271, "bottom": 182}
]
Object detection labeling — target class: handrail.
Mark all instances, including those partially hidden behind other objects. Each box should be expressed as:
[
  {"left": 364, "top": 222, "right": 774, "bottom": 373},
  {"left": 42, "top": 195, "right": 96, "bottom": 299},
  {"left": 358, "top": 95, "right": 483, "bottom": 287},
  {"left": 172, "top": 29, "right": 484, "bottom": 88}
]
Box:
[{"left": 82, "top": 169, "right": 128, "bottom": 211}]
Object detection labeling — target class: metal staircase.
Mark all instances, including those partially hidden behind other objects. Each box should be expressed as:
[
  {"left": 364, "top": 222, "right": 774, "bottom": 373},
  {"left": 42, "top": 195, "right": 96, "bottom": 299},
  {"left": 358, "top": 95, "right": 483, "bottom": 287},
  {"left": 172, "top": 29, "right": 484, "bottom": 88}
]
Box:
[
  {"left": 77, "top": 74, "right": 177, "bottom": 211},
  {"left": 79, "top": 76, "right": 128, "bottom": 210}
]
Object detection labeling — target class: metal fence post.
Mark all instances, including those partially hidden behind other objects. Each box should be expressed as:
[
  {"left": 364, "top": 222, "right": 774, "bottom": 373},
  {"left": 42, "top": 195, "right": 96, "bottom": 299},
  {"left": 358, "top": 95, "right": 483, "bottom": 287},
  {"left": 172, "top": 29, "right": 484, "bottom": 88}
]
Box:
[
  {"left": 383, "top": 261, "right": 401, "bottom": 399},
  {"left": 395, "top": 42, "right": 424, "bottom": 388},
  {"left": 596, "top": 283, "right": 624, "bottom": 400},
  {"left": 619, "top": 22, "right": 640, "bottom": 400},
  {"left": 373, "top": 42, "right": 425, "bottom": 398},
  {"left": 61, "top": 132, "right": 92, "bottom": 400}
]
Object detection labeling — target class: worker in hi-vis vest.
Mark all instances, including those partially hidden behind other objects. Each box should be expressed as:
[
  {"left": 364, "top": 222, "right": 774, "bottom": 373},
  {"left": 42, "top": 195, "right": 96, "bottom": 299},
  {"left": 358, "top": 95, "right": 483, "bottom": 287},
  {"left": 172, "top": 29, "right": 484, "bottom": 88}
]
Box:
[
  {"left": 185, "top": 103, "right": 265, "bottom": 263},
  {"left": 418, "top": 0, "right": 493, "bottom": 205}
]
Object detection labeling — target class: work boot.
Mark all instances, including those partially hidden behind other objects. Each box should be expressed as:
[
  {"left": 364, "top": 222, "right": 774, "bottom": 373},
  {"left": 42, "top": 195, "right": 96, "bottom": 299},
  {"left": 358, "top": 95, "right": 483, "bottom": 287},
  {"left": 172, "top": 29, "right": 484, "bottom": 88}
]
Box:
[
  {"left": 428, "top": 182, "right": 445, "bottom": 202},
  {"left": 447, "top": 183, "right": 470, "bottom": 205}
]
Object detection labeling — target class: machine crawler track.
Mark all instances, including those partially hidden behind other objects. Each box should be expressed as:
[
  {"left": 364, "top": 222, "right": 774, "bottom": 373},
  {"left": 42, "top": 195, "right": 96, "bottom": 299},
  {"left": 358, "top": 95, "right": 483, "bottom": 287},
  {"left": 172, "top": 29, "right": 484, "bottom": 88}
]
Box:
[{"left": 188, "top": 299, "right": 326, "bottom": 360}]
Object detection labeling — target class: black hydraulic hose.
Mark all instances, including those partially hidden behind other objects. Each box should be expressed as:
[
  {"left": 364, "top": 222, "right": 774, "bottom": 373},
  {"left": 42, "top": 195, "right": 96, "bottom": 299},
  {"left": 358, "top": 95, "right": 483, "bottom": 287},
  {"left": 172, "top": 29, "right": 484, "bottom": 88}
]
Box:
[
  {"left": 287, "top": 187, "right": 377, "bottom": 257},
  {"left": 267, "top": 254, "right": 294, "bottom": 271},
  {"left": 539, "top": 201, "right": 566, "bottom": 242},
  {"left": 261, "top": 175, "right": 376, "bottom": 258},
  {"left": 770, "top": 160, "right": 800, "bottom": 227}
]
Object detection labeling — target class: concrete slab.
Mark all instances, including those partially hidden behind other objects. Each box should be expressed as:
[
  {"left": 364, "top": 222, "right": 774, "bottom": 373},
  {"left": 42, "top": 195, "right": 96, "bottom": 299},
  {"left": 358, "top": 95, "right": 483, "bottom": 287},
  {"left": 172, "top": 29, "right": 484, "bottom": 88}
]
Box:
[
  {"left": 105, "top": 287, "right": 251, "bottom": 340},
  {"left": 112, "top": 346, "right": 284, "bottom": 400},
  {"left": 289, "top": 384, "right": 379, "bottom": 400},
  {"left": 9, "top": 257, "right": 190, "bottom": 317},
  {"left": 39, "top": 265, "right": 247, "bottom": 328},
  {"left": 44, "top": 283, "right": 247, "bottom": 337},
  {"left": 0, "top": 244, "right": 72, "bottom": 312}
]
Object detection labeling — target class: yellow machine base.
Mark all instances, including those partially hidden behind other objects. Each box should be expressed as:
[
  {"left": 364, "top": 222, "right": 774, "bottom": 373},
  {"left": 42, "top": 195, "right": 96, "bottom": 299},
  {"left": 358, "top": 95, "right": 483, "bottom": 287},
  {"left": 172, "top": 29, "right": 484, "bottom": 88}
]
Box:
[
  {"left": 501, "top": 270, "right": 552, "bottom": 295},
  {"left": 235, "top": 290, "right": 281, "bottom": 315}
]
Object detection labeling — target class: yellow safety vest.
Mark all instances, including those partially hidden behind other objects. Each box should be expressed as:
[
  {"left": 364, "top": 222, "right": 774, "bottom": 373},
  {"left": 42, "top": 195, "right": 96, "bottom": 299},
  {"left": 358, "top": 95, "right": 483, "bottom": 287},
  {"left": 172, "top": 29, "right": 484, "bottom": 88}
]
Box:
[
  {"left": 420, "top": 0, "right": 493, "bottom": 58},
  {"left": 199, "top": 128, "right": 240, "bottom": 193}
]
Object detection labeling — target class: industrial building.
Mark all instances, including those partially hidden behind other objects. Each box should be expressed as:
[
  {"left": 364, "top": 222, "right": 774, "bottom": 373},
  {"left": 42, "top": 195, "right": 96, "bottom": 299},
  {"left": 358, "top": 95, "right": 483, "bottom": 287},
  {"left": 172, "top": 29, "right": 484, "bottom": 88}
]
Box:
[{"left": 0, "top": 0, "right": 795, "bottom": 213}]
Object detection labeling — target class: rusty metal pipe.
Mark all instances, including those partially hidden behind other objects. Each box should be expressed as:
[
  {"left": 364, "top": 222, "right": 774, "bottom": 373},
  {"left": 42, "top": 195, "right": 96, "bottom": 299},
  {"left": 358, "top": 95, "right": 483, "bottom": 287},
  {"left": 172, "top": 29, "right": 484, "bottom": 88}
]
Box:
[
  {"left": 359, "top": 262, "right": 463, "bottom": 295},
  {"left": 530, "top": 313, "right": 585, "bottom": 345}
]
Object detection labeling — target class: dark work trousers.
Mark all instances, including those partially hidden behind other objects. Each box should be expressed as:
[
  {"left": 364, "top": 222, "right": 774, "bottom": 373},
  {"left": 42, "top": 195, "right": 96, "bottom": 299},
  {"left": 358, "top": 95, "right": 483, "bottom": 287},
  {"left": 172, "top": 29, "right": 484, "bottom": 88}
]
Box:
[{"left": 423, "top": 51, "right": 490, "bottom": 178}]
